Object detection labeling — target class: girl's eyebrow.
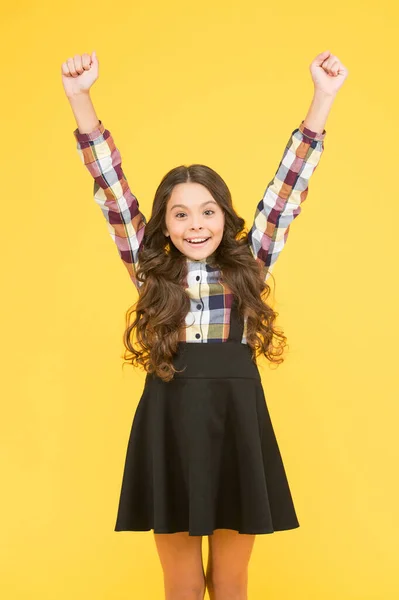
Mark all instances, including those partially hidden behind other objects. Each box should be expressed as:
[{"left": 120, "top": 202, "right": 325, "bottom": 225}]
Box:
[{"left": 169, "top": 200, "right": 217, "bottom": 211}]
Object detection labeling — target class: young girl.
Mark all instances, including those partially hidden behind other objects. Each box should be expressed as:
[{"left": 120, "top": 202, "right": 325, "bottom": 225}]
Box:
[{"left": 62, "top": 50, "right": 347, "bottom": 600}]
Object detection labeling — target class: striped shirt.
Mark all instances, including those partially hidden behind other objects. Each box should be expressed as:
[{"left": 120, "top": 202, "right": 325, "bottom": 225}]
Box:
[{"left": 73, "top": 120, "right": 326, "bottom": 344}]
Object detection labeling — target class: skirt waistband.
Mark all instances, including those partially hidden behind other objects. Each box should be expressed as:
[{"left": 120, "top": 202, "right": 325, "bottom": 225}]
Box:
[{"left": 146, "top": 341, "right": 261, "bottom": 381}]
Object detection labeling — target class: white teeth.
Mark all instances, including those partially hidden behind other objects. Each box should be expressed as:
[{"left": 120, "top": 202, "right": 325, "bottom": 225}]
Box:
[{"left": 187, "top": 238, "right": 208, "bottom": 244}]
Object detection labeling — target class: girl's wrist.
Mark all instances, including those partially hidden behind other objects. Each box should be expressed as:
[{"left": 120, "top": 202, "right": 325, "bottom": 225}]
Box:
[
  {"left": 303, "top": 90, "right": 336, "bottom": 134},
  {"left": 312, "top": 87, "right": 337, "bottom": 103},
  {"left": 68, "top": 92, "right": 100, "bottom": 134},
  {"left": 67, "top": 90, "right": 91, "bottom": 100}
]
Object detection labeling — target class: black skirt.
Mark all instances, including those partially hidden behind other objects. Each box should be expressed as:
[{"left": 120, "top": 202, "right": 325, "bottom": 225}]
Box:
[{"left": 114, "top": 298, "right": 300, "bottom": 536}]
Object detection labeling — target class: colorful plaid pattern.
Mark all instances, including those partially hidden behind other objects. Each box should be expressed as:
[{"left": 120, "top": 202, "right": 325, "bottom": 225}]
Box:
[{"left": 74, "top": 120, "right": 325, "bottom": 343}]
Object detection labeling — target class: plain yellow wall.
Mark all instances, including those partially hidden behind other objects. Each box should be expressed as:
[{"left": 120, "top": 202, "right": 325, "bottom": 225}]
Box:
[{"left": 1, "top": 0, "right": 398, "bottom": 598}]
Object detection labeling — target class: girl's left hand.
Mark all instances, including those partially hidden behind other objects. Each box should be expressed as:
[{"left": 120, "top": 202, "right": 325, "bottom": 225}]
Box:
[{"left": 310, "top": 50, "right": 349, "bottom": 96}]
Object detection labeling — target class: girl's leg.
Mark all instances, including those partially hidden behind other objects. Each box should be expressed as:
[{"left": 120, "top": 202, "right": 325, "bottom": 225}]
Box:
[
  {"left": 153, "top": 531, "right": 206, "bottom": 600},
  {"left": 205, "top": 529, "right": 256, "bottom": 600}
]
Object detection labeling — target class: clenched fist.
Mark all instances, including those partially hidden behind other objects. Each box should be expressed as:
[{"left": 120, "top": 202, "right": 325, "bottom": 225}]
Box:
[
  {"left": 61, "top": 51, "right": 99, "bottom": 98},
  {"left": 310, "top": 50, "right": 348, "bottom": 97}
]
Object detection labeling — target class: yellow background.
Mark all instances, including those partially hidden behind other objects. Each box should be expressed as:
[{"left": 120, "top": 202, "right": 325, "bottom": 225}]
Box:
[{"left": 1, "top": 0, "right": 398, "bottom": 598}]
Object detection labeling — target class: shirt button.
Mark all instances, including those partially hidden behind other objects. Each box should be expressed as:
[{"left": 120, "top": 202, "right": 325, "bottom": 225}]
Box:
[
  {"left": 196, "top": 275, "right": 200, "bottom": 281},
  {"left": 195, "top": 333, "right": 201, "bottom": 339},
  {"left": 196, "top": 303, "right": 202, "bottom": 310}
]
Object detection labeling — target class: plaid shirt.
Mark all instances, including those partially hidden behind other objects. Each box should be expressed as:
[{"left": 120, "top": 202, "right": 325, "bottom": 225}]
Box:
[{"left": 74, "top": 120, "right": 326, "bottom": 343}]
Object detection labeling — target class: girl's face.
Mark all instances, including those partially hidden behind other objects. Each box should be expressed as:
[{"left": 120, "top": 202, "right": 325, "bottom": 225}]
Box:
[{"left": 164, "top": 182, "right": 225, "bottom": 261}]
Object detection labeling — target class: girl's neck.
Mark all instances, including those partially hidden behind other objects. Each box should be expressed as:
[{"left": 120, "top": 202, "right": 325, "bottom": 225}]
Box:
[{"left": 187, "top": 252, "right": 216, "bottom": 264}]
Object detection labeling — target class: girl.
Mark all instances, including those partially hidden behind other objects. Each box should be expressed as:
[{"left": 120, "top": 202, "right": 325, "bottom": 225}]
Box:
[{"left": 62, "top": 50, "right": 348, "bottom": 600}]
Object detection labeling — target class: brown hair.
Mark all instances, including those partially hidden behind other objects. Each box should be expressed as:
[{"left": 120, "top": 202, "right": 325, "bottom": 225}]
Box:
[{"left": 122, "top": 163, "right": 288, "bottom": 382}]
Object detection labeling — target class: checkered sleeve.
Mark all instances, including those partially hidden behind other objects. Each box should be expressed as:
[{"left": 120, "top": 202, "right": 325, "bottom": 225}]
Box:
[
  {"left": 247, "top": 120, "right": 326, "bottom": 281},
  {"left": 73, "top": 120, "right": 147, "bottom": 290}
]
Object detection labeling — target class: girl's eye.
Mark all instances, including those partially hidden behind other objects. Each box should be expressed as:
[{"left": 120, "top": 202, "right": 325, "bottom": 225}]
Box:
[{"left": 175, "top": 210, "right": 215, "bottom": 218}]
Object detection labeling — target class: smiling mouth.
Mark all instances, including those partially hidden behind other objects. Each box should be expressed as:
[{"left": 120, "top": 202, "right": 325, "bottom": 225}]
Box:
[{"left": 185, "top": 238, "right": 210, "bottom": 247}]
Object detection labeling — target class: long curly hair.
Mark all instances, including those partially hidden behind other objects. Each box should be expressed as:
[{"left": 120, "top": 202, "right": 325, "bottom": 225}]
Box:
[{"left": 122, "top": 163, "right": 288, "bottom": 382}]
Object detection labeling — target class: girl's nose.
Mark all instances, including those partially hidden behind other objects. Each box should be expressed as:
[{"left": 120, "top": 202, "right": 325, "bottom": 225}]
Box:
[{"left": 189, "top": 221, "right": 204, "bottom": 230}]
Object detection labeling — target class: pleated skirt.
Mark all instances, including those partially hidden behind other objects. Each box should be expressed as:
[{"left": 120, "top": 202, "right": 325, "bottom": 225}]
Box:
[{"left": 114, "top": 340, "right": 300, "bottom": 536}]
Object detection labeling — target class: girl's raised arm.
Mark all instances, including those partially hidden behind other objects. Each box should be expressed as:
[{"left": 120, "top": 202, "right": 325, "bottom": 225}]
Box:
[
  {"left": 248, "top": 51, "right": 348, "bottom": 283},
  {"left": 247, "top": 119, "right": 326, "bottom": 282},
  {"left": 62, "top": 52, "right": 147, "bottom": 290}
]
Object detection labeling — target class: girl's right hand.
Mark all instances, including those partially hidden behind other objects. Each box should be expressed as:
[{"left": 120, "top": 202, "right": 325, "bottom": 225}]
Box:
[{"left": 61, "top": 51, "right": 99, "bottom": 98}]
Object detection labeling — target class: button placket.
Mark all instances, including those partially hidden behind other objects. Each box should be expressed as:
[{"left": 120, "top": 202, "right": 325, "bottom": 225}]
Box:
[{"left": 194, "top": 267, "right": 202, "bottom": 339}]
